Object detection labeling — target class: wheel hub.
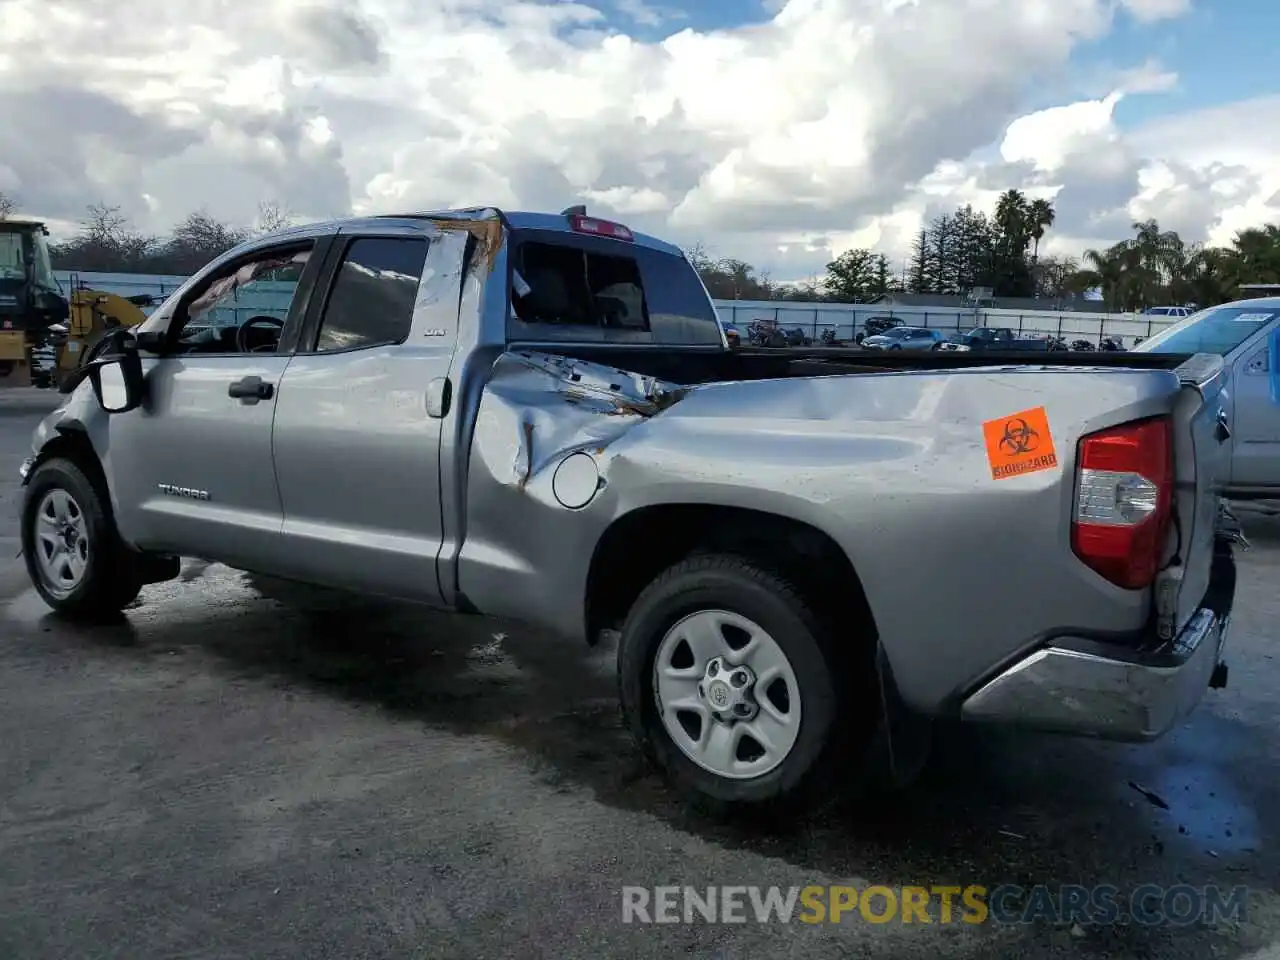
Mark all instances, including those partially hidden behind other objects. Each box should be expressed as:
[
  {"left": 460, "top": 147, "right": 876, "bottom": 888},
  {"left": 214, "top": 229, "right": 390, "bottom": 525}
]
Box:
[
  {"left": 698, "top": 656, "right": 758, "bottom": 722},
  {"left": 652, "top": 608, "right": 803, "bottom": 781}
]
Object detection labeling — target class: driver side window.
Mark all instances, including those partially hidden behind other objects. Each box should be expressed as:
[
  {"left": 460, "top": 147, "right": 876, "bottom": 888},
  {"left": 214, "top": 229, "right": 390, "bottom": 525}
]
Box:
[{"left": 174, "top": 244, "right": 314, "bottom": 354}]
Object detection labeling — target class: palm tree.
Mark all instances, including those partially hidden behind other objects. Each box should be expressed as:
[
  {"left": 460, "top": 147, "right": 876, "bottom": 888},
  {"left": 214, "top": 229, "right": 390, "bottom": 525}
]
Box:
[
  {"left": 993, "top": 190, "right": 1030, "bottom": 253},
  {"left": 1027, "top": 198, "right": 1055, "bottom": 264},
  {"left": 1077, "top": 245, "right": 1125, "bottom": 310},
  {"left": 991, "top": 190, "right": 1033, "bottom": 295}
]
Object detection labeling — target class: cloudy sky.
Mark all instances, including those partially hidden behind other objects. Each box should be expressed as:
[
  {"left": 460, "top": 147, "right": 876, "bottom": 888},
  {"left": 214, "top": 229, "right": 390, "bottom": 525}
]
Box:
[{"left": 1, "top": 0, "right": 1277, "bottom": 281}]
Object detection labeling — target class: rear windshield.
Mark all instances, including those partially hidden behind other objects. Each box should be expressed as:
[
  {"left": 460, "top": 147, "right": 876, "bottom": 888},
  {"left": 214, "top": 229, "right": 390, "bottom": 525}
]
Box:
[
  {"left": 1131, "top": 304, "right": 1277, "bottom": 356},
  {"left": 506, "top": 229, "right": 721, "bottom": 345}
]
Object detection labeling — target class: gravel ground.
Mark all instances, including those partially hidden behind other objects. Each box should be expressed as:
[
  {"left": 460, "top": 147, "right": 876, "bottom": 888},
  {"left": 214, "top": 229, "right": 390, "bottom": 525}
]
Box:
[{"left": 2, "top": 391, "right": 1280, "bottom": 959}]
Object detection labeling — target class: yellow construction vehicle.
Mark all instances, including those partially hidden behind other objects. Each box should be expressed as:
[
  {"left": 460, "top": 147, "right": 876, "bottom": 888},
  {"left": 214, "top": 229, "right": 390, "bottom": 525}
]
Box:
[
  {"left": 0, "top": 217, "right": 67, "bottom": 387},
  {"left": 50, "top": 286, "right": 154, "bottom": 383},
  {"left": 0, "top": 216, "right": 159, "bottom": 388}
]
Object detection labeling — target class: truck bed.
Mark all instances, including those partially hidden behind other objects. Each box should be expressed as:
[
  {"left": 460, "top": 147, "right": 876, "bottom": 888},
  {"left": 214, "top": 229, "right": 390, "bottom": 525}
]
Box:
[{"left": 541, "top": 343, "right": 1194, "bottom": 386}]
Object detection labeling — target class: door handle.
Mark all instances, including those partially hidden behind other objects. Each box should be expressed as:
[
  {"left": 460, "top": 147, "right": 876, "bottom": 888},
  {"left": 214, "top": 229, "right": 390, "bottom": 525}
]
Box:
[
  {"left": 1215, "top": 408, "right": 1231, "bottom": 444},
  {"left": 228, "top": 375, "right": 274, "bottom": 403}
]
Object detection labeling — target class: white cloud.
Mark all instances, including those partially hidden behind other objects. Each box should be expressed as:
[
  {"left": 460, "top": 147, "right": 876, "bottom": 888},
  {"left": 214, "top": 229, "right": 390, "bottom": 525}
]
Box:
[
  {"left": 1120, "top": 0, "right": 1193, "bottom": 23},
  {"left": 614, "top": 0, "right": 687, "bottom": 27},
  {"left": 0, "top": 0, "right": 1270, "bottom": 282},
  {"left": 1115, "top": 58, "right": 1178, "bottom": 95}
]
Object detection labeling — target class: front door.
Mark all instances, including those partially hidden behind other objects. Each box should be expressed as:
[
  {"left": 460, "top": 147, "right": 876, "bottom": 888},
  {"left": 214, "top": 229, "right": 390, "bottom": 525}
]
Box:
[
  {"left": 108, "top": 239, "right": 325, "bottom": 568},
  {"left": 1231, "top": 331, "right": 1280, "bottom": 494},
  {"left": 269, "top": 223, "right": 461, "bottom": 602}
]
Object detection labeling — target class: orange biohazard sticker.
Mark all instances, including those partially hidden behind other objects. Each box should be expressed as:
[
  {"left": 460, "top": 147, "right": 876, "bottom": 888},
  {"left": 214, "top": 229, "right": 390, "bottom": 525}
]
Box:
[{"left": 982, "top": 405, "right": 1059, "bottom": 480}]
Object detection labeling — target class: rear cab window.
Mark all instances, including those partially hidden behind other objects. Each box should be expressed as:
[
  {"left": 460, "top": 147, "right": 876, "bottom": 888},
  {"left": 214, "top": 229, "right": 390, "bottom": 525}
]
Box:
[{"left": 505, "top": 228, "right": 721, "bottom": 345}]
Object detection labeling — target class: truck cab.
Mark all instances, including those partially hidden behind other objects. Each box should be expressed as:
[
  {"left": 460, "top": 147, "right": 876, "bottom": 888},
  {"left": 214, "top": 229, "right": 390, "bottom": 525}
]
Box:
[{"left": 1132, "top": 298, "right": 1280, "bottom": 499}]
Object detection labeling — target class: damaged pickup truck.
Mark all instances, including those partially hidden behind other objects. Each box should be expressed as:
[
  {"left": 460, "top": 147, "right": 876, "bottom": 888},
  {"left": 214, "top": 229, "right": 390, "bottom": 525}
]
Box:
[{"left": 18, "top": 207, "right": 1254, "bottom": 809}]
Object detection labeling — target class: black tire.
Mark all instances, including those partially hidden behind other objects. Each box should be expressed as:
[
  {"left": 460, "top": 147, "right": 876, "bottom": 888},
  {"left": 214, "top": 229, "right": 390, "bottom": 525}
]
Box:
[
  {"left": 21, "top": 457, "right": 143, "bottom": 619},
  {"left": 618, "top": 554, "right": 865, "bottom": 809}
]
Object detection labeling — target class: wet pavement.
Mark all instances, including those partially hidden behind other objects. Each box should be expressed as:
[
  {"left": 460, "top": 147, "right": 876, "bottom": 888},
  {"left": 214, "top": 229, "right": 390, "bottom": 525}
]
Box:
[{"left": 2, "top": 398, "right": 1280, "bottom": 958}]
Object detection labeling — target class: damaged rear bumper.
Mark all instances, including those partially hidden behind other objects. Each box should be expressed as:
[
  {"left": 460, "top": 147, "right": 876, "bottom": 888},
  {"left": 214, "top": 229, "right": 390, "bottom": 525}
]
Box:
[
  {"left": 960, "top": 546, "right": 1235, "bottom": 742},
  {"left": 960, "top": 609, "right": 1227, "bottom": 741}
]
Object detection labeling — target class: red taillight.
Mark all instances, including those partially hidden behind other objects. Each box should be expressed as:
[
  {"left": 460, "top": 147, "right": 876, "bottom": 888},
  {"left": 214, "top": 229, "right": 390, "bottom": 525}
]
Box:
[
  {"left": 569, "top": 214, "right": 634, "bottom": 242},
  {"left": 1071, "top": 416, "right": 1174, "bottom": 590}
]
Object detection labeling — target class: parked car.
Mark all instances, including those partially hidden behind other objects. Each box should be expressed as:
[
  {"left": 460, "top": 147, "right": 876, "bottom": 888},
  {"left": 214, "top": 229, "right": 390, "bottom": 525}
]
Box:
[
  {"left": 1143, "top": 306, "right": 1194, "bottom": 319},
  {"left": 855, "top": 315, "right": 903, "bottom": 344},
  {"left": 19, "top": 206, "right": 1250, "bottom": 810},
  {"left": 860, "top": 326, "right": 944, "bottom": 350},
  {"left": 940, "top": 327, "right": 1059, "bottom": 352},
  {"left": 1132, "top": 298, "right": 1280, "bottom": 499}
]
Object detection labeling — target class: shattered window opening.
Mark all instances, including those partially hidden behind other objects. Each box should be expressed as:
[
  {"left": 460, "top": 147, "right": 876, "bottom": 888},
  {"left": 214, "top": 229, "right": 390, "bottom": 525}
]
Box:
[
  {"left": 506, "top": 229, "right": 722, "bottom": 346},
  {"left": 171, "top": 244, "right": 315, "bottom": 354},
  {"left": 512, "top": 240, "right": 650, "bottom": 332}
]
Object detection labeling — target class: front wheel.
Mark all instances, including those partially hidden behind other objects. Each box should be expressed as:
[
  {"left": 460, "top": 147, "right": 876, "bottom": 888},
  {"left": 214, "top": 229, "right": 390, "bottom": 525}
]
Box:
[
  {"left": 21, "top": 457, "right": 143, "bottom": 618},
  {"left": 618, "top": 554, "right": 862, "bottom": 809}
]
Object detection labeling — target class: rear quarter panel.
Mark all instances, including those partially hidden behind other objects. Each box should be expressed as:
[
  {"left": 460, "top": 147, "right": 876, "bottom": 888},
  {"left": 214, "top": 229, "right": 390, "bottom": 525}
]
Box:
[
  {"left": 458, "top": 357, "right": 1185, "bottom": 713},
  {"left": 609, "top": 368, "right": 1183, "bottom": 712}
]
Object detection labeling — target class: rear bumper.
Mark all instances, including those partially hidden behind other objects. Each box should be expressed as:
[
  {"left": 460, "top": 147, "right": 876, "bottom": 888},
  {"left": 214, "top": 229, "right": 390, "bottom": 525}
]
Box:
[{"left": 960, "top": 548, "right": 1234, "bottom": 742}]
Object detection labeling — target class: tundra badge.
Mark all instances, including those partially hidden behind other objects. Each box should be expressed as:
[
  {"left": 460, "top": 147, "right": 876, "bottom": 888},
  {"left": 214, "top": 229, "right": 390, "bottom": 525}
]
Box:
[{"left": 157, "top": 483, "right": 211, "bottom": 501}]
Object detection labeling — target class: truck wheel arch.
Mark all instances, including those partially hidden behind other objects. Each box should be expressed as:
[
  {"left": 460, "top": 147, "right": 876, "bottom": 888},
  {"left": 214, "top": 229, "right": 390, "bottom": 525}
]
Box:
[
  {"left": 584, "top": 503, "right": 879, "bottom": 653},
  {"left": 26, "top": 423, "right": 98, "bottom": 485},
  {"left": 25, "top": 425, "right": 177, "bottom": 586}
]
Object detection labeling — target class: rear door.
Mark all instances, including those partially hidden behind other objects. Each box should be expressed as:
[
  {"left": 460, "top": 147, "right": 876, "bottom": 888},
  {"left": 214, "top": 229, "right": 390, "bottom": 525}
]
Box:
[{"left": 268, "top": 221, "right": 465, "bottom": 602}]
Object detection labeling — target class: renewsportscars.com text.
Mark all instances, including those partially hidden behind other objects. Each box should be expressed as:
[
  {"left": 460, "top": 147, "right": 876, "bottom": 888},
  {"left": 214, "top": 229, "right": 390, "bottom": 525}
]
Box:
[{"left": 621, "top": 884, "right": 1248, "bottom": 927}]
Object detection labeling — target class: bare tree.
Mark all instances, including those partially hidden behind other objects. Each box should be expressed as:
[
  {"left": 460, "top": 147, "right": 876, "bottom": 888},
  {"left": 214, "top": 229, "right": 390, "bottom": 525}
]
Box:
[
  {"left": 254, "top": 200, "right": 295, "bottom": 235},
  {"left": 158, "top": 209, "right": 249, "bottom": 273},
  {"left": 47, "top": 202, "right": 159, "bottom": 272},
  {"left": 0, "top": 191, "right": 14, "bottom": 219},
  {"left": 83, "top": 203, "right": 131, "bottom": 247}
]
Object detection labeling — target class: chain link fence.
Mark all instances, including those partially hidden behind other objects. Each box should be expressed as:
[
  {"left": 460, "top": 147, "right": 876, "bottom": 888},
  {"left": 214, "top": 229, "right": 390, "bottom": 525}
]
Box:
[{"left": 714, "top": 301, "right": 1176, "bottom": 348}]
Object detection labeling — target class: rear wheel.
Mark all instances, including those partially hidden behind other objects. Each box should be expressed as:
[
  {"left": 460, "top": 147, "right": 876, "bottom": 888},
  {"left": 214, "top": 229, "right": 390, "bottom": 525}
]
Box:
[
  {"left": 618, "top": 554, "right": 866, "bottom": 809},
  {"left": 21, "top": 457, "right": 143, "bottom": 618}
]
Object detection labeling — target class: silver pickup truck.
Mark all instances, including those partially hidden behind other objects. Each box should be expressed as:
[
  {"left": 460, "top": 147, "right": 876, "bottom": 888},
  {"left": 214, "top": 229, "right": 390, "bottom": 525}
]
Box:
[{"left": 16, "top": 208, "right": 1255, "bottom": 809}]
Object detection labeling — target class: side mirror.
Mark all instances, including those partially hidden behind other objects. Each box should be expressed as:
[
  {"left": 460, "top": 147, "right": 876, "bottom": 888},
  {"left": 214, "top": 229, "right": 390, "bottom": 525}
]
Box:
[
  {"left": 88, "top": 350, "right": 145, "bottom": 414},
  {"left": 1271, "top": 327, "right": 1280, "bottom": 405}
]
